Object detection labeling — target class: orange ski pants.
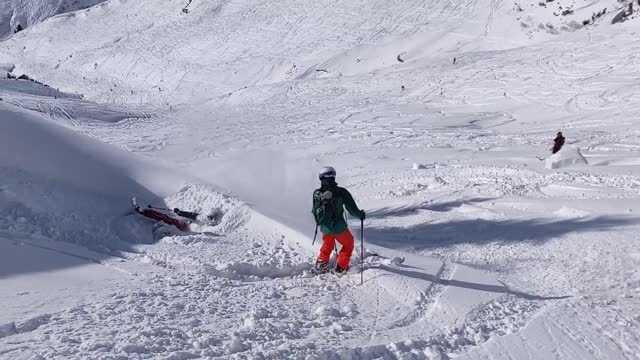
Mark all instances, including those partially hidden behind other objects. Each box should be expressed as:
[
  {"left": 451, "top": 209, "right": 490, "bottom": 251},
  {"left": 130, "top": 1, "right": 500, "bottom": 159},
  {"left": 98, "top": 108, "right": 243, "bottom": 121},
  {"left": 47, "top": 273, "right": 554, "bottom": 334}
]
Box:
[{"left": 318, "top": 229, "right": 354, "bottom": 270}]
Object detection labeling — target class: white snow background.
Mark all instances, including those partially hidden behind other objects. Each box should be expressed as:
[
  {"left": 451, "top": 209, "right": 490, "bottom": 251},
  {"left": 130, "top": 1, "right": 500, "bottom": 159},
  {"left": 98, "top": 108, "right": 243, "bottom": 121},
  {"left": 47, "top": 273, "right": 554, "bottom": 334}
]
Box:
[{"left": 1, "top": 0, "right": 640, "bottom": 358}]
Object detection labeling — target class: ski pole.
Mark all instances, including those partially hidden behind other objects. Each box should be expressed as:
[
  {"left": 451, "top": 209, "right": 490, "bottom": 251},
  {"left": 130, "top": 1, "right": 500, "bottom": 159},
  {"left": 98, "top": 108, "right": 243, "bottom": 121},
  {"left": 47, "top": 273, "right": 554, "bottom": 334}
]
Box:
[
  {"left": 360, "top": 219, "right": 364, "bottom": 285},
  {"left": 312, "top": 225, "right": 318, "bottom": 246}
]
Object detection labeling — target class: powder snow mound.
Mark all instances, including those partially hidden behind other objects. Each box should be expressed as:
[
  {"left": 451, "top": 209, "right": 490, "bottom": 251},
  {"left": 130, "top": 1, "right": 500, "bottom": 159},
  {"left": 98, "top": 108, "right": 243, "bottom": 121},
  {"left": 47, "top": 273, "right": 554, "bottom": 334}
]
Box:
[
  {"left": 553, "top": 206, "right": 591, "bottom": 218},
  {"left": 164, "top": 184, "right": 250, "bottom": 234},
  {"left": 545, "top": 147, "right": 589, "bottom": 169}
]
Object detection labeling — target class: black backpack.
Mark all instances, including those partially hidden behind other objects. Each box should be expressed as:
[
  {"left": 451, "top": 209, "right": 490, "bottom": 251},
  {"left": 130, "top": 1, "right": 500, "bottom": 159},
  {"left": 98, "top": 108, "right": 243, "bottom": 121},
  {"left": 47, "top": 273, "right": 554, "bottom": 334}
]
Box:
[{"left": 312, "top": 189, "right": 339, "bottom": 227}]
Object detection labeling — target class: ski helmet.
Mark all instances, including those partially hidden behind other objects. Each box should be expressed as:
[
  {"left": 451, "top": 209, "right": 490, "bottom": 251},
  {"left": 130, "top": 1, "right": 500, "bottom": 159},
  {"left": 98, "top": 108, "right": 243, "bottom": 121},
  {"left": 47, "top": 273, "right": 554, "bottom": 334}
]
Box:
[{"left": 319, "top": 166, "right": 336, "bottom": 180}]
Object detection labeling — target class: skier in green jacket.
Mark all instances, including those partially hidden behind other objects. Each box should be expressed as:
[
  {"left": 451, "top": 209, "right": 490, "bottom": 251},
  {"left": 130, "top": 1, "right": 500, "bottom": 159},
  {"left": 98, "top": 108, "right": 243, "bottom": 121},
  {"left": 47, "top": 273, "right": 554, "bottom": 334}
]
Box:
[{"left": 312, "top": 166, "right": 365, "bottom": 274}]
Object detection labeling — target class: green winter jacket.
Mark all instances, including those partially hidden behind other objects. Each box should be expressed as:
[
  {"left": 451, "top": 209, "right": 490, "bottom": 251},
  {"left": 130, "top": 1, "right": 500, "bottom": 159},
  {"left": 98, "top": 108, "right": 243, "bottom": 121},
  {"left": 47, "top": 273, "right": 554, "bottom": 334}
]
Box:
[{"left": 312, "top": 178, "right": 365, "bottom": 235}]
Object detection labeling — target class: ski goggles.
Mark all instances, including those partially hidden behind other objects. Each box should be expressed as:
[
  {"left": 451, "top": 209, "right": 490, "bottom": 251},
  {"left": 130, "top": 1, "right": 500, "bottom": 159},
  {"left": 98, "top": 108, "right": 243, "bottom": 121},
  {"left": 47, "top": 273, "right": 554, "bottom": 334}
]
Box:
[{"left": 319, "top": 171, "right": 336, "bottom": 180}]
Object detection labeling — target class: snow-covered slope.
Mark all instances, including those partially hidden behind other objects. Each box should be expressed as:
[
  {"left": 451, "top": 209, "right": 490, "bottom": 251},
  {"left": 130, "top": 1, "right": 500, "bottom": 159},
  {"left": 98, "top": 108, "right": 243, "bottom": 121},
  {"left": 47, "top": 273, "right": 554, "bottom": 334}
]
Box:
[
  {"left": 2, "top": 0, "right": 640, "bottom": 358},
  {"left": 0, "top": 0, "right": 105, "bottom": 37},
  {"left": 1, "top": 0, "right": 630, "bottom": 106}
]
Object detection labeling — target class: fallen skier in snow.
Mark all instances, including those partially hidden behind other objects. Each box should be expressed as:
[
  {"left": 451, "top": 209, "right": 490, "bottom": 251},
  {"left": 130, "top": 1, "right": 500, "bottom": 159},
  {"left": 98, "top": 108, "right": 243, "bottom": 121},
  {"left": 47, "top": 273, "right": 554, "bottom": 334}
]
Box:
[
  {"left": 134, "top": 205, "right": 190, "bottom": 231},
  {"left": 132, "top": 197, "right": 223, "bottom": 233}
]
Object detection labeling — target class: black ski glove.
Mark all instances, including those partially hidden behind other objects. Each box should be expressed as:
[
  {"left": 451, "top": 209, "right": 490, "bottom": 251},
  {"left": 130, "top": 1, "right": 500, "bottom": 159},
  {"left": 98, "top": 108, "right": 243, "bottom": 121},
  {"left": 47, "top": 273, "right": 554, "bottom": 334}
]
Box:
[{"left": 359, "top": 210, "right": 366, "bottom": 221}]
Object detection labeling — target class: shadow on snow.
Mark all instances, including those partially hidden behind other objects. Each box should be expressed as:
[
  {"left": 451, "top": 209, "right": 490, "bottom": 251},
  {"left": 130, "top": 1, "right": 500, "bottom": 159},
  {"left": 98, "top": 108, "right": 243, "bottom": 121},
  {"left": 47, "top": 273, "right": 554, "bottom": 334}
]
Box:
[
  {"left": 367, "top": 197, "right": 496, "bottom": 219},
  {"left": 370, "top": 264, "right": 571, "bottom": 301},
  {"left": 365, "top": 215, "right": 637, "bottom": 249}
]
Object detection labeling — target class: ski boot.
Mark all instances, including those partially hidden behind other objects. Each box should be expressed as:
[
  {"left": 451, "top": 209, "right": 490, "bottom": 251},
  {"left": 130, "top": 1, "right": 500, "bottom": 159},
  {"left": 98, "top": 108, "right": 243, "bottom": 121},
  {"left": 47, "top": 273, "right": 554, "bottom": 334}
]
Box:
[
  {"left": 312, "top": 261, "right": 330, "bottom": 275},
  {"left": 334, "top": 265, "right": 349, "bottom": 275},
  {"left": 205, "top": 208, "right": 224, "bottom": 226}
]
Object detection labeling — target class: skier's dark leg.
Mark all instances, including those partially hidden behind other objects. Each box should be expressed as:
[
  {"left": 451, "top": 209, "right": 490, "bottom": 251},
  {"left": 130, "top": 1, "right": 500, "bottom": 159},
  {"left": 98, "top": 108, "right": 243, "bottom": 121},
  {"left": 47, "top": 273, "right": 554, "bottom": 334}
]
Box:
[{"left": 174, "top": 208, "right": 199, "bottom": 220}]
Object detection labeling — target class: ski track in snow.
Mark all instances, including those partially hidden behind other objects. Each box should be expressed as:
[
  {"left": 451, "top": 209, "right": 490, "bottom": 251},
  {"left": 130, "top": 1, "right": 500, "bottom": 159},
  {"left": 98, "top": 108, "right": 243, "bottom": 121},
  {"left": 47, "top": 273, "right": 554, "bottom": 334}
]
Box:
[{"left": 2, "top": 0, "right": 640, "bottom": 358}]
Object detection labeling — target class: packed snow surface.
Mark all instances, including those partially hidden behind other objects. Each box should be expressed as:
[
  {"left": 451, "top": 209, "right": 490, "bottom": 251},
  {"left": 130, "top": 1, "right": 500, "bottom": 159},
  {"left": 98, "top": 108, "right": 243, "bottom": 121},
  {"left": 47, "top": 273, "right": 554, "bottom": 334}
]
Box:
[{"left": 1, "top": 0, "right": 640, "bottom": 359}]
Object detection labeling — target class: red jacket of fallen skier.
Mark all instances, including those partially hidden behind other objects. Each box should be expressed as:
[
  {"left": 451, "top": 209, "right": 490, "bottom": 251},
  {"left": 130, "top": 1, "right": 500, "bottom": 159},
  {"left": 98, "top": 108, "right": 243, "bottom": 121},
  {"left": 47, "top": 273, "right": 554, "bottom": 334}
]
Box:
[
  {"left": 552, "top": 132, "right": 565, "bottom": 154},
  {"left": 311, "top": 166, "right": 365, "bottom": 274},
  {"left": 135, "top": 207, "right": 189, "bottom": 231}
]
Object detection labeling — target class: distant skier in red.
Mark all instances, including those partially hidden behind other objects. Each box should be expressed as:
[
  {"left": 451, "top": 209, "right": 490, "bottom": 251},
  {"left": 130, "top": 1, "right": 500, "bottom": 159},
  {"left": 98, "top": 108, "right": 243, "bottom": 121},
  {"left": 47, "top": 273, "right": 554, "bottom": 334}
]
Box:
[{"left": 552, "top": 132, "right": 565, "bottom": 154}]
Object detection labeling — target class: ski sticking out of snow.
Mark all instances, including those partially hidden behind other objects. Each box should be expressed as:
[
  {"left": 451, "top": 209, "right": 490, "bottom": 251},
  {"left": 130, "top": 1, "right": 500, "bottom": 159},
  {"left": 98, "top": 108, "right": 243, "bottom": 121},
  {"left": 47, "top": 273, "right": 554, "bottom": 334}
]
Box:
[{"left": 132, "top": 195, "right": 140, "bottom": 213}]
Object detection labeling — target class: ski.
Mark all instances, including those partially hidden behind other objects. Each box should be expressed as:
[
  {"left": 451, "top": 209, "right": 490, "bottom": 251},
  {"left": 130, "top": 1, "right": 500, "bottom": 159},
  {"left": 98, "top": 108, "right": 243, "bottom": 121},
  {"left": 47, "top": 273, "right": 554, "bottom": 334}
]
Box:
[
  {"left": 310, "top": 257, "right": 379, "bottom": 277},
  {"left": 310, "top": 269, "right": 353, "bottom": 277},
  {"left": 132, "top": 195, "right": 140, "bottom": 212}
]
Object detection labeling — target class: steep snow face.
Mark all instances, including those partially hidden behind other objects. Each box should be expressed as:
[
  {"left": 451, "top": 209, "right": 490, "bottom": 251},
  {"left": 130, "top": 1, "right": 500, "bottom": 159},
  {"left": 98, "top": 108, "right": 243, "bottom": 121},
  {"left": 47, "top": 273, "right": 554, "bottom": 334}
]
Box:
[
  {"left": 0, "top": 0, "right": 105, "bottom": 37},
  {"left": 0, "top": 90, "right": 187, "bottom": 249}
]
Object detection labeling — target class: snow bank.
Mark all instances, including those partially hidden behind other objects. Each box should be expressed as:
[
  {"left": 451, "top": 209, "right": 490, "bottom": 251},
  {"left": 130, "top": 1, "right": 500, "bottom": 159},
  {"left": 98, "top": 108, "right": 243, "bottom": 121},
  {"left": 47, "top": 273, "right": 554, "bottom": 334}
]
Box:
[
  {"left": 545, "top": 147, "right": 588, "bottom": 169},
  {"left": 209, "top": 261, "right": 310, "bottom": 280},
  {"left": 165, "top": 184, "right": 249, "bottom": 234},
  {"left": 0, "top": 106, "right": 181, "bottom": 197}
]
